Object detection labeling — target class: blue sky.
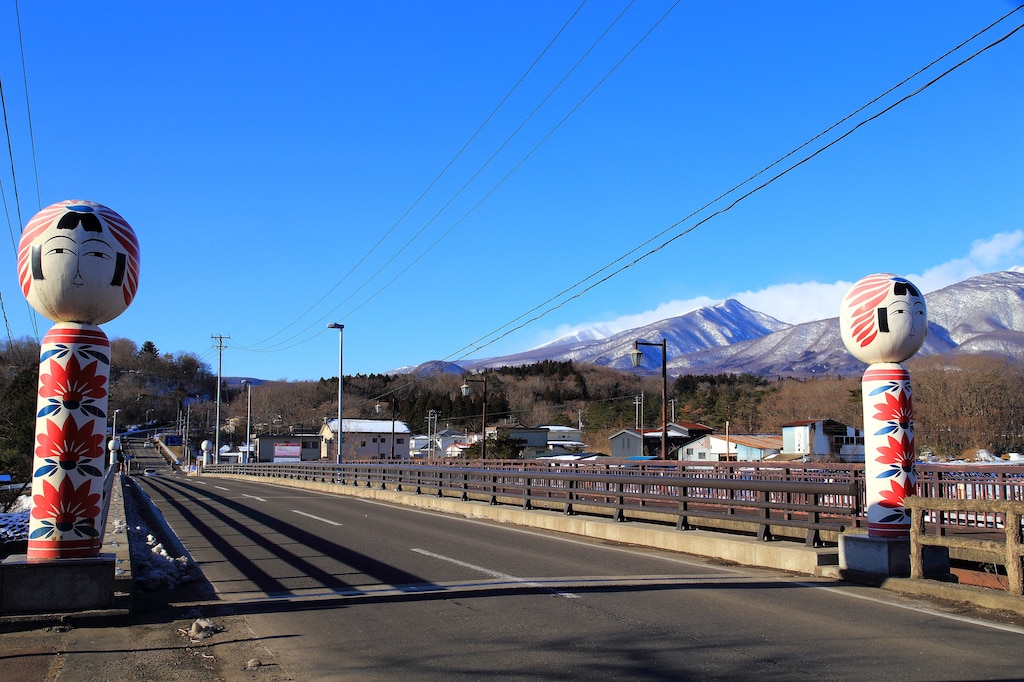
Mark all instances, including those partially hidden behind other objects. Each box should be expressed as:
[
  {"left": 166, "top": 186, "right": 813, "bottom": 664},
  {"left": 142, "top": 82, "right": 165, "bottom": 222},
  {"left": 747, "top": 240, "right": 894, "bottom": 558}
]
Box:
[{"left": 1, "top": 1, "right": 1022, "bottom": 380}]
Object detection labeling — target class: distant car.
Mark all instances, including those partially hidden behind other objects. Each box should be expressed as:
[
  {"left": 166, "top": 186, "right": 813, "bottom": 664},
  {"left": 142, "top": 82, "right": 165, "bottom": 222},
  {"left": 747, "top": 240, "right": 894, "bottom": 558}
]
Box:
[
  {"left": 143, "top": 442, "right": 153, "bottom": 448},
  {"left": 143, "top": 468, "right": 158, "bottom": 476}
]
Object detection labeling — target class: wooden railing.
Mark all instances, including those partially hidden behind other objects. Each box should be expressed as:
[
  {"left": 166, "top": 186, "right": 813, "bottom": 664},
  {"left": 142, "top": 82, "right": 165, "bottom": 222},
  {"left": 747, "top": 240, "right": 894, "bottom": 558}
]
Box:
[
  {"left": 205, "top": 461, "right": 860, "bottom": 547},
  {"left": 905, "top": 495, "right": 1024, "bottom": 594}
]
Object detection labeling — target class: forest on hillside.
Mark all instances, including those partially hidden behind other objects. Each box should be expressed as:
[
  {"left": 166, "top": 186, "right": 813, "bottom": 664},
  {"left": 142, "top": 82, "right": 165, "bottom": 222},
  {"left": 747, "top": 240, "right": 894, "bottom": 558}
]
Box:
[{"left": 2, "top": 336, "right": 1024, "bottom": 484}]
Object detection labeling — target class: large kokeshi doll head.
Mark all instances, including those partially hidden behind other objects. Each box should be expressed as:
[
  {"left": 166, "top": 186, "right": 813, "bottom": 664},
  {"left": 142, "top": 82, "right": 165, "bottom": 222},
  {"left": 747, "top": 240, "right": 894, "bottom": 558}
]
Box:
[
  {"left": 17, "top": 200, "right": 140, "bottom": 324},
  {"left": 840, "top": 273, "right": 926, "bottom": 364}
]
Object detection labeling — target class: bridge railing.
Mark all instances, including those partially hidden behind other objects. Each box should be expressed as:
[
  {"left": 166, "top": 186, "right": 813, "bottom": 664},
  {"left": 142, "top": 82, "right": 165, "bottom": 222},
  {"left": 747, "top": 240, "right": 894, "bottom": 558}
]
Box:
[
  {"left": 915, "top": 465, "right": 1024, "bottom": 534},
  {"left": 204, "top": 461, "right": 860, "bottom": 547},
  {"left": 905, "top": 495, "right": 1024, "bottom": 594}
]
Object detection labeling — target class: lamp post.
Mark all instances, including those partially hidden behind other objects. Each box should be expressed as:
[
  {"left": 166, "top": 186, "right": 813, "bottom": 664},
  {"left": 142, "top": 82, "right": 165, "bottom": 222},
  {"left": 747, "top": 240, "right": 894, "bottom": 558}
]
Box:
[
  {"left": 630, "top": 340, "right": 668, "bottom": 460},
  {"left": 184, "top": 402, "right": 191, "bottom": 469},
  {"left": 375, "top": 400, "right": 397, "bottom": 459},
  {"left": 242, "top": 380, "right": 252, "bottom": 464},
  {"left": 461, "top": 373, "right": 488, "bottom": 460},
  {"left": 327, "top": 322, "right": 344, "bottom": 463}
]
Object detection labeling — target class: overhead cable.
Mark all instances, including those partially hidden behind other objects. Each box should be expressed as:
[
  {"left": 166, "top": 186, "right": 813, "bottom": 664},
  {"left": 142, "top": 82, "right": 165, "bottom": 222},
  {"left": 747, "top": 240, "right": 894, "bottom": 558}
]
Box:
[
  {"left": 235, "top": 0, "right": 594, "bottom": 352},
  {"left": 442, "top": 14, "right": 1024, "bottom": 364}
]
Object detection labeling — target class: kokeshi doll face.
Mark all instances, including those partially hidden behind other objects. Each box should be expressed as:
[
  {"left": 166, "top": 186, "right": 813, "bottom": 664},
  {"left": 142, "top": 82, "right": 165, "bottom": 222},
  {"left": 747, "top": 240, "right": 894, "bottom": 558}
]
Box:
[
  {"left": 840, "top": 273, "right": 926, "bottom": 364},
  {"left": 18, "top": 200, "right": 140, "bottom": 324}
]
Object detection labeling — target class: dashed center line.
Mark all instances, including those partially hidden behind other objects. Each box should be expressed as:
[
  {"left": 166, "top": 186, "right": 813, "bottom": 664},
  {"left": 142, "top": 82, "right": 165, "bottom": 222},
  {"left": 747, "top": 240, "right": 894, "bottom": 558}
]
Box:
[
  {"left": 293, "top": 510, "right": 343, "bottom": 526},
  {"left": 214, "top": 485, "right": 229, "bottom": 491},
  {"left": 412, "top": 548, "right": 579, "bottom": 598},
  {"left": 242, "top": 493, "right": 267, "bottom": 502}
]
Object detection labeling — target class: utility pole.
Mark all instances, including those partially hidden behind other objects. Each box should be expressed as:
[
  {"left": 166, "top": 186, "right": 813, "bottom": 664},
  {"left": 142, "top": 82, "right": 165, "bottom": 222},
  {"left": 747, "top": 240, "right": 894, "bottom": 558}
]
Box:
[
  {"left": 212, "top": 334, "right": 230, "bottom": 464},
  {"left": 427, "top": 409, "right": 439, "bottom": 459}
]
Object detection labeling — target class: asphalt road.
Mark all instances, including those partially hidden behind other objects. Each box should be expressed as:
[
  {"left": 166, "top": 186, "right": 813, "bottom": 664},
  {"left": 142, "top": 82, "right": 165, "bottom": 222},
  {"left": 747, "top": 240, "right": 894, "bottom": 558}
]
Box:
[{"left": 124, "top": 464, "right": 1024, "bottom": 682}]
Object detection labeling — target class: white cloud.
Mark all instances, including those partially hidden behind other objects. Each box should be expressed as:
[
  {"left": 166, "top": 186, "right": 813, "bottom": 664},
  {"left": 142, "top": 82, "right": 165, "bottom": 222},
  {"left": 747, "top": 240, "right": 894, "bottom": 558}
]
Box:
[
  {"left": 909, "top": 230, "right": 1024, "bottom": 294},
  {"left": 733, "top": 281, "right": 853, "bottom": 324},
  {"left": 540, "top": 296, "right": 718, "bottom": 344}
]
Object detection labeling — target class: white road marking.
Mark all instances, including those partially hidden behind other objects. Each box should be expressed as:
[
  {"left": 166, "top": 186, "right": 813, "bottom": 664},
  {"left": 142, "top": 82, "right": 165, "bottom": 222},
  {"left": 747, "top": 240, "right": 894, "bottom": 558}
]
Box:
[
  {"left": 796, "top": 581, "right": 1024, "bottom": 635},
  {"left": 242, "top": 493, "right": 267, "bottom": 502},
  {"left": 353, "top": 496, "right": 747, "bottom": 574},
  {"left": 412, "top": 548, "right": 579, "bottom": 598},
  {"left": 214, "top": 485, "right": 229, "bottom": 491},
  {"left": 293, "top": 510, "right": 343, "bottom": 526}
]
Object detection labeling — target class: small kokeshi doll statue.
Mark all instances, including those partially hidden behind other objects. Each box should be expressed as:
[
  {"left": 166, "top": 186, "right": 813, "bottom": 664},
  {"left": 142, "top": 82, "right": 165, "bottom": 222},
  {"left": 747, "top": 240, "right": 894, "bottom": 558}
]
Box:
[
  {"left": 840, "top": 273, "right": 926, "bottom": 538},
  {"left": 17, "top": 200, "right": 139, "bottom": 559}
]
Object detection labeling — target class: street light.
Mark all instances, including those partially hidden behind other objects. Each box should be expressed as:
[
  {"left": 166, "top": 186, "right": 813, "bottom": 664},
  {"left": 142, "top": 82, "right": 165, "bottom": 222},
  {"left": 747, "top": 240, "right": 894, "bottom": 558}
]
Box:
[
  {"left": 241, "top": 380, "right": 252, "bottom": 464},
  {"left": 630, "top": 339, "right": 668, "bottom": 460},
  {"left": 461, "top": 372, "right": 488, "bottom": 459},
  {"left": 375, "top": 399, "right": 397, "bottom": 459},
  {"left": 327, "top": 323, "right": 344, "bottom": 463}
]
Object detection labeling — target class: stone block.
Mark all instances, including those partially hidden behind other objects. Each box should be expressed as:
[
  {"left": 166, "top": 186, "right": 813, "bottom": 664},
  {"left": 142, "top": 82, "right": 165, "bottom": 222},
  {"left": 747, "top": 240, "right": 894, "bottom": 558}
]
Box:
[
  {"left": 0, "top": 553, "right": 115, "bottom": 614},
  {"left": 839, "top": 534, "right": 949, "bottom": 577}
]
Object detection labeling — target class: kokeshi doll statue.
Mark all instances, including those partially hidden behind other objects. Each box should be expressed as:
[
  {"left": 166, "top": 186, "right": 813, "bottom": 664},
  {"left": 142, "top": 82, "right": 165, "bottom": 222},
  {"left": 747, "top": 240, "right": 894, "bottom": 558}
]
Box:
[
  {"left": 17, "top": 200, "right": 140, "bottom": 559},
  {"left": 840, "top": 274, "right": 926, "bottom": 538}
]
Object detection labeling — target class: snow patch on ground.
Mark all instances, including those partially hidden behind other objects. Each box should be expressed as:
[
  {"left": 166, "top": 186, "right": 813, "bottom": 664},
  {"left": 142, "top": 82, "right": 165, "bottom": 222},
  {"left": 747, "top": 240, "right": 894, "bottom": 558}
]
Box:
[{"left": 1, "top": 481, "right": 193, "bottom": 591}]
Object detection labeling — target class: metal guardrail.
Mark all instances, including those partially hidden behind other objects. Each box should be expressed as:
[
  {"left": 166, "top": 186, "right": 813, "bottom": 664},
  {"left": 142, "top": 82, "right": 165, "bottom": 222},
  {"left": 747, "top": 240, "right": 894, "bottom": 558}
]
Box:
[
  {"left": 205, "top": 461, "right": 860, "bottom": 547},
  {"left": 905, "top": 495, "right": 1024, "bottom": 594}
]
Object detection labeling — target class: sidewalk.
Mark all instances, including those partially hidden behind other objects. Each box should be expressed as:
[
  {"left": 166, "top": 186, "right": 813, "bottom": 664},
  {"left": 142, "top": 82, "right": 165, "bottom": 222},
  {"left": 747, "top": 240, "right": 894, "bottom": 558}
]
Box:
[{"left": 0, "top": 476, "right": 287, "bottom": 680}]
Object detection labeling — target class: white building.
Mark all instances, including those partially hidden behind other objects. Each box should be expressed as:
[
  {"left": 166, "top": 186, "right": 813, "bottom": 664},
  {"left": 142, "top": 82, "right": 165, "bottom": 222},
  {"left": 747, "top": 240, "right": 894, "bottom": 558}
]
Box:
[
  {"left": 781, "top": 419, "right": 864, "bottom": 462},
  {"left": 537, "top": 425, "right": 587, "bottom": 455},
  {"left": 681, "top": 434, "right": 783, "bottom": 462},
  {"left": 320, "top": 418, "right": 412, "bottom": 460}
]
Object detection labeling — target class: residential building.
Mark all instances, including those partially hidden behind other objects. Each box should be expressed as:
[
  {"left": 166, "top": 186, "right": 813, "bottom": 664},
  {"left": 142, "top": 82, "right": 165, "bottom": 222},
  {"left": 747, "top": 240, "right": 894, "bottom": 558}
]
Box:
[
  {"left": 254, "top": 433, "right": 322, "bottom": 463},
  {"left": 537, "top": 425, "right": 587, "bottom": 456},
  {"left": 681, "top": 434, "right": 783, "bottom": 462},
  {"left": 781, "top": 419, "right": 864, "bottom": 462},
  {"left": 489, "top": 423, "right": 549, "bottom": 458},
  {"left": 410, "top": 428, "right": 467, "bottom": 459},
  {"left": 319, "top": 418, "right": 412, "bottom": 460},
  {"left": 608, "top": 422, "right": 713, "bottom": 459}
]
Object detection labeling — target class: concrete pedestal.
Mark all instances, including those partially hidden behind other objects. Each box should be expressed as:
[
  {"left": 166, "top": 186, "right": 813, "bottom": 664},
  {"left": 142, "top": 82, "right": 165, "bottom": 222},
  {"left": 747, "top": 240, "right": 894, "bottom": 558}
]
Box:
[
  {"left": 0, "top": 553, "right": 115, "bottom": 614},
  {"left": 840, "top": 534, "right": 949, "bottom": 578}
]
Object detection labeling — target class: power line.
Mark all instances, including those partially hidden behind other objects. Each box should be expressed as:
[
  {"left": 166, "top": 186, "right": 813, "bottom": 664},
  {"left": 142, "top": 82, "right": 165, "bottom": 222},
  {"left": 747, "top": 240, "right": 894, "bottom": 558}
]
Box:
[
  {"left": 235, "top": 0, "right": 596, "bottom": 353},
  {"left": 435, "top": 10, "right": 1024, "bottom": 365},
  {"left": 232, "top": 1, "right": 681, "bottom": 360},
  {"left": 14, "top": 0, "right": 40, "bottom": 212},
  {"left": 221, "top": 9, "right": 1021, "bottom": 422},
  {"left": 0, "top": 73, "right": 38, "bottom": 342}
]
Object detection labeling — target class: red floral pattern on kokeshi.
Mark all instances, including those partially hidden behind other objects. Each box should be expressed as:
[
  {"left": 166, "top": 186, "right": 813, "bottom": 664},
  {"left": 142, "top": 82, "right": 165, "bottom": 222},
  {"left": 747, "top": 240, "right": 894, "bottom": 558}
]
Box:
[
  {"left": 862, "top": 363, "right": 916, "bottom": 538},
  {"left": 26, "top": 323, "right": 111, "bottom": 559}
]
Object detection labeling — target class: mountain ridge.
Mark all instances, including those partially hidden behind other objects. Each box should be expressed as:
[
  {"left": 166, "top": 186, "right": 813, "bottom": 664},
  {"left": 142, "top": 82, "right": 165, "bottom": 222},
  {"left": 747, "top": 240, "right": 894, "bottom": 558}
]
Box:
[{"left": 400, "top": 270, "right": 1024, "bottom": 379}]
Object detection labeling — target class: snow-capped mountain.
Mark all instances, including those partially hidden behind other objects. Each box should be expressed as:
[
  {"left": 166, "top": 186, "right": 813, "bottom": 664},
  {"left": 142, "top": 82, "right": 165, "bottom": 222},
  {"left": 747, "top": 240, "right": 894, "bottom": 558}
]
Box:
[
  {"left": 448, "top": 270, "right": 1024, "bottom": 376},
  {"left": 461, "top": 299, "right": 790, "bottom": 373},
  {"left": 925, "top": 270, "right": 1024, "bottom": 344},
  {"left": 531, "top": 326, "right": 613, "bottom": 350},
  {"left": 403, "top": 270, "right": 1024, "bottom": 379}
]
